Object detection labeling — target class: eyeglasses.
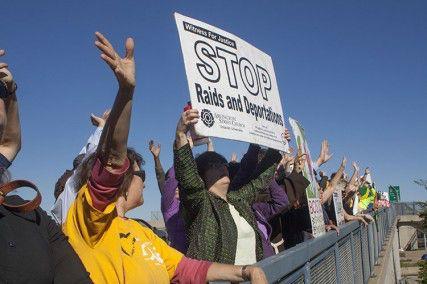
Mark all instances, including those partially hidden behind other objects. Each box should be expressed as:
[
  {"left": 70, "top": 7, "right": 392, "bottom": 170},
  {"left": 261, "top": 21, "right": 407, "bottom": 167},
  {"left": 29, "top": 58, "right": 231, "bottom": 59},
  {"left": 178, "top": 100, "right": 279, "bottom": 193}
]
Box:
[{"left": 132, "top": 170, "right": 145, "bottom": 182}]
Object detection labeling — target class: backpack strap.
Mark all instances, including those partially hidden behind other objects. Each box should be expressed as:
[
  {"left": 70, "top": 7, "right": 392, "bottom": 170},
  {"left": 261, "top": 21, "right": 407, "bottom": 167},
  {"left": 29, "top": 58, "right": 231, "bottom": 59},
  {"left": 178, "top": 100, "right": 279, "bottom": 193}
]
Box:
[{"left": 0, "top": 180, "right": 42, "bottom": 213}]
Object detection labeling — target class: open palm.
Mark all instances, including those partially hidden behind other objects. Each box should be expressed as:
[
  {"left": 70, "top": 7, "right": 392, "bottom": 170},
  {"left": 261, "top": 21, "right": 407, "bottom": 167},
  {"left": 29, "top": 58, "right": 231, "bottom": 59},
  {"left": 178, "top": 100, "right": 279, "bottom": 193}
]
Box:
[{"left": 95, "top": 32, "right": 135, "bottom": 88}]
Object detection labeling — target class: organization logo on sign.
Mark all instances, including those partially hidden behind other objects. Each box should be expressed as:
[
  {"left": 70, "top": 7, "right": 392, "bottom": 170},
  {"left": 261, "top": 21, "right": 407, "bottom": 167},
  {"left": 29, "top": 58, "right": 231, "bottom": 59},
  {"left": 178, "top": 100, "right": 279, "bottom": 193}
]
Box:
[{"left": 201, "top": 109, "right": 215, "bottom": 127}]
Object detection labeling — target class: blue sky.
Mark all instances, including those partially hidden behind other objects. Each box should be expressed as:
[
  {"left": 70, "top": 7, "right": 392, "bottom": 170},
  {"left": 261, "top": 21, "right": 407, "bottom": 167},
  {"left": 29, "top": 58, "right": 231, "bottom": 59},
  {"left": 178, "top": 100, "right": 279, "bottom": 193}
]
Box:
[{"left": 3, "top": 0, "right": 426, "bottom": 219}]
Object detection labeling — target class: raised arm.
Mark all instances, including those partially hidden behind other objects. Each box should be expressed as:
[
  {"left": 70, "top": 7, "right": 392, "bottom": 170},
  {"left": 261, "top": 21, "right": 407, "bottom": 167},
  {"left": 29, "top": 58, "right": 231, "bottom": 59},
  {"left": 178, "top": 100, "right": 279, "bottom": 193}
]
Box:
[
  {"left": 229, "top": 143, "right": 260, "bottom": 191},
  {"left": 250, "top": 148, "right": 282, "bottom": 180},
  {"left": 252, "top": 179, "right": 289, "bottom": 221},
  {"left": 316, "top": 139, "right": 333, "bottom": 168},
  {"left": 346, "top": 162, "right": 359, "bottom": 192},
  {"left": 232, "top": 163, "right": 277, "bottom": 205},
  {"left": 51, "top": 109, "right": 110, "bottom": 224},
  {"left": 175, "top": 109, "right": 199, "bottom": 149},
  {"left": 321, "top": 157, "right": 346, "bottom": 204},
  {"left": 149, "top": 140, "right": 166, "bottom": 193},
  {"left": 81, "top": 109, "right": 110, "bottom": 155},
  {"left": 331, "top": 157, "right": 346, "bottom": 187},
  {"left": 94, "top": 32, "right": 135, "bottom": 168},
  {"left": 174, "top": 109, "right": 206, "bottom": 218},
  {"left": 206, "top": 137, "right": 214, "bottom": 152},
  {"left": 0, "top": 50, "right": 21, "bottom": 163}
]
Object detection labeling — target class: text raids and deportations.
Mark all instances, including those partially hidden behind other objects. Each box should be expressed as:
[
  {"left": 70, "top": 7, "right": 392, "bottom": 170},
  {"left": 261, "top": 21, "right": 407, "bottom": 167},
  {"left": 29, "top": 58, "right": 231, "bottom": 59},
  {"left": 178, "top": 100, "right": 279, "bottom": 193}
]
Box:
[{"left": 195, "top": 83, "right": 283, "bottom": 126}]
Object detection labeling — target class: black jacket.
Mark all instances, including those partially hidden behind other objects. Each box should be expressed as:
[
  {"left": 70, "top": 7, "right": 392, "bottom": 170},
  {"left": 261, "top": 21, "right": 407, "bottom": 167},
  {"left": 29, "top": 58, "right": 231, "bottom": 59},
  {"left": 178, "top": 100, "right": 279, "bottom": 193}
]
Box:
[{"left": 0, "top": 196, "right": 91, "bottom": 284}]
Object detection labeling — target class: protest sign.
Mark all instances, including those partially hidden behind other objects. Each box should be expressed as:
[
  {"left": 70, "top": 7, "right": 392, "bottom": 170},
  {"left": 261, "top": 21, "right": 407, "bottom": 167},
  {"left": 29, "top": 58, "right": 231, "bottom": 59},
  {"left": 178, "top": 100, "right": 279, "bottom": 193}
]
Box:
[
  {"left": 175, "top": 12, "right": 288, "bottom": 151},
  {"left": 333, "top": 186, "right": 345, "bottom": 226},
  {"left": 288, "top": 117, "right": 325, "bottom": 237}
]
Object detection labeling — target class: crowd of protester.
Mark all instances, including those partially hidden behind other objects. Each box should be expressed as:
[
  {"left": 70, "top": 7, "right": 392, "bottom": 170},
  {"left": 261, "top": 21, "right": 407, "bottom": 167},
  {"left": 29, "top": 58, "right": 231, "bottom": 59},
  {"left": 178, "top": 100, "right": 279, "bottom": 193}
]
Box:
[{"left": 0, "top": 33, "right": 391, "bottom": 283}]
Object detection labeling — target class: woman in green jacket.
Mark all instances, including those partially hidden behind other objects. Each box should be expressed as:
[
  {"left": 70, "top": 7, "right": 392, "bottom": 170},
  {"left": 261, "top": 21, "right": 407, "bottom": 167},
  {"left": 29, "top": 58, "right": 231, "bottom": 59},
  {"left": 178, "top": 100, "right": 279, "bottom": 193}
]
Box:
[{"left": 174, "top": 109, "right": 279, "bottom": 265}]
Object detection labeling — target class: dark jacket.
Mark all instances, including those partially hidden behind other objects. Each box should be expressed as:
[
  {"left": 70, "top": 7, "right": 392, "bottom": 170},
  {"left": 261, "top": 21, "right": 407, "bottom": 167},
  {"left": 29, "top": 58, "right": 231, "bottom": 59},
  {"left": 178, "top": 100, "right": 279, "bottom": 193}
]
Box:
[
  {"left": 174, "top": 144, "right": 276, "bottom": 264},
  {"left": 230, "top": 144, "right": 288, "bottom": 258},
  {"left": 0, "top": 196, "right": 91, "bottom": 284},
  {"left": 270, "top": 170, "right": 311, "bottom": 251}
]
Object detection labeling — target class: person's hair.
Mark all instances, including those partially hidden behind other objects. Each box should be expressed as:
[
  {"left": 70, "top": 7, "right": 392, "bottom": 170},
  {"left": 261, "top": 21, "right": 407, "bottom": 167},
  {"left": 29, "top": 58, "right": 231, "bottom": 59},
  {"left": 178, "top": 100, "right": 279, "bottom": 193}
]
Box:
[
  {"left": 53, "top": 153, "right": 88, "bottom": 199},
  {"left": 54, "top": 169, "right": 74, "bottom": 199},
  {"left": 257, "top": 148, "right": 267, "bottom": 163},
  {"left": 74, "top": 147, "right": 144, "bottom": 197},
  {"left": 73, "top": 154, "right": 85, "bottom": 170},
  {"left": 195, "top": 151, "right": 228, "bottom": 179}
]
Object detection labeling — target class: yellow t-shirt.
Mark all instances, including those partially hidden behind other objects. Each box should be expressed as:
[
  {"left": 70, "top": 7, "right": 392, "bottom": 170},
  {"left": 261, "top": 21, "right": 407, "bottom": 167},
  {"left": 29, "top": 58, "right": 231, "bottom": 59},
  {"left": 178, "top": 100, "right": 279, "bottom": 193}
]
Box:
[{"left": 63, "top": 185, "right": 183, "bottom": 284}]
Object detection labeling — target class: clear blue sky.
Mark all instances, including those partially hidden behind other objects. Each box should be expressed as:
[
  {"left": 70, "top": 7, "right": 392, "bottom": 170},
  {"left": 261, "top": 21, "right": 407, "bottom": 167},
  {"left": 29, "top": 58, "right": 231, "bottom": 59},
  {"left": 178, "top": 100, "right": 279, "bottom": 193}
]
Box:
[{"left": 3, "top": 0, "right": 427, "bottom": 219}]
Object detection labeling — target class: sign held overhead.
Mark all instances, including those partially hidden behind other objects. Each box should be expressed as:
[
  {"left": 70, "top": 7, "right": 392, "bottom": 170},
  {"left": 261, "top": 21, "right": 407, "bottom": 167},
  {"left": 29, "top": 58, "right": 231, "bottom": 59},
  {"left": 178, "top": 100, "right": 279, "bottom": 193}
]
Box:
[{"left": 175, "top": 12, "right": 288, "bottom": 151}]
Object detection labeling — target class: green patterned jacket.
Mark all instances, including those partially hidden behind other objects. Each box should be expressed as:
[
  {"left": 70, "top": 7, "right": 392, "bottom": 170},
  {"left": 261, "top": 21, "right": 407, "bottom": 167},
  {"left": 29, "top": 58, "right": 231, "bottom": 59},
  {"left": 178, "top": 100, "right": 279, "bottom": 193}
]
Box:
[{"left": 174, "top": 144, "right": 276, "bottom": 264}]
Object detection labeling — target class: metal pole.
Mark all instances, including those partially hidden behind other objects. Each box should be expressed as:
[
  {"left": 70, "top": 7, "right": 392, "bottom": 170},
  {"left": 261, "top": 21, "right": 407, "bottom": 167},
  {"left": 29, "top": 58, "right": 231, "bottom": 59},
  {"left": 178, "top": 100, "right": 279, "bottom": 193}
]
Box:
[
  {"left": 397, "top": 226, "right": 401, "bottom": 249},
  {"left": 424, "top": 233, "right": 426, "bottom": 250},
  {"left": 333, "top": 243, "right": 342, "bottom": 284}
]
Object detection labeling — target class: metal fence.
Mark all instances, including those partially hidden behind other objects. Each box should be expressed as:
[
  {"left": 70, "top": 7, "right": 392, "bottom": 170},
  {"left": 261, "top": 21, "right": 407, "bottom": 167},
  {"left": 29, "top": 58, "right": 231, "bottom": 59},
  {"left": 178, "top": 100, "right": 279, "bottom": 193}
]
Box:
[
  {"left": 394, "top": 201, "right": 425, "bottom": 216},
  {"left": 255, "top": 206, "right": 398, "bottom": 284}
]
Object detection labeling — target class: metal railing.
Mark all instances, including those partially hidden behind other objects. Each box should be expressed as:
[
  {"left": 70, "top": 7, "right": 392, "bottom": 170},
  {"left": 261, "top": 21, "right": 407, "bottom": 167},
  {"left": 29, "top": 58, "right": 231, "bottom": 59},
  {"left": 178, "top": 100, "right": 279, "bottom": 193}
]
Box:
[
  {"left": 394, "top": 201, "right": 425, "bottom": 216},
  {"left": 255, "top": 206, "right": 397, "bottom": 284}
]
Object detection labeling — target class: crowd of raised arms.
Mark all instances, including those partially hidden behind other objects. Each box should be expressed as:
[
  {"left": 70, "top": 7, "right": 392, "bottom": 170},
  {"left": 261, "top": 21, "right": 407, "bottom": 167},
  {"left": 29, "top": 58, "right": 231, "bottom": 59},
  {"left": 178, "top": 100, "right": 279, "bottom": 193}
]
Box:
[{"left": 0, "top": 33, "right": 389, "bottom": 284}]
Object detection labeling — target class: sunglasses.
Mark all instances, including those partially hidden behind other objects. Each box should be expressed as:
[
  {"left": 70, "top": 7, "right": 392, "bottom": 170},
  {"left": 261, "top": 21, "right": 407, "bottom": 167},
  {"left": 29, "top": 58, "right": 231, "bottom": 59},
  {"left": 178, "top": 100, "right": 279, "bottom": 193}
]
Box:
[{"left": 132, "top": 170, "right": 145, "bottom": 182}]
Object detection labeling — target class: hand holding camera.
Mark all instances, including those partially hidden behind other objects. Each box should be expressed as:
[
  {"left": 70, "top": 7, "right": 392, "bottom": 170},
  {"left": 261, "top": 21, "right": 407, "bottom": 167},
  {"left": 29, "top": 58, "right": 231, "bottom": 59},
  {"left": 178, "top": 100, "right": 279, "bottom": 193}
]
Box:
[{"left": 0, "top": 50, "right": 17, "bottom": 99}]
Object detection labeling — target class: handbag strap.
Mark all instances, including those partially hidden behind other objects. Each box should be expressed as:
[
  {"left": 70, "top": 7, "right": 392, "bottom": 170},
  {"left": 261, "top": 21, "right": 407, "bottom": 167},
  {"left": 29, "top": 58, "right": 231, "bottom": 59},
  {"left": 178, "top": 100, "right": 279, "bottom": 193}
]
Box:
[{"left": 0, "top": 180, "right": 42, "bottom": 213}]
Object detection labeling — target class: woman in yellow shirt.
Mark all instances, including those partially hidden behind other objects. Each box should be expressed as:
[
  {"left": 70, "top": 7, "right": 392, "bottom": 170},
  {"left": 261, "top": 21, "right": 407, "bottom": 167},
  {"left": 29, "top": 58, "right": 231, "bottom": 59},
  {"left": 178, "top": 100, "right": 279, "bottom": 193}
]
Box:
[{"left": 63, "top": 31, "right": 268, "bottom": 284}]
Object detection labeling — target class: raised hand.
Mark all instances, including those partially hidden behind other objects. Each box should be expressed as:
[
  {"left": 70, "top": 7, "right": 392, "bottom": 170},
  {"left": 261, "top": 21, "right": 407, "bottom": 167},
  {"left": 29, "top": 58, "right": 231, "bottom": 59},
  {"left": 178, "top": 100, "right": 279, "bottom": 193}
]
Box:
[
  {"left": 283, "top": 128, "right": 291, "bottom": 142},
  {"left": 294, "top": 147, "right": 307, "bottom": 174},
  {"left": 175, "top": 109, "right": 200, "bottom": 148},
  {"left": 91, "top": 109, "right": 111, "bottom": 127},
  {"left": 230, "top": 152, "right": 238, "bottom": 163},
  {"left": 317, "top": 139, "right": 333, "bottom": 167},
  {"left": 0, "top": 50, "right": 15, "bottom": 92},
  {"left": 346, "top": 183, "right": 358, "bottom": 193},
  {"left": 0, "top": 50, "right": 21, "bottom": 162},
  {"left": 352, "top": 162, "right": 359, "bottom": 172},
  {"left": 94, "top": 32, "right": 135, "bottom": 89},
  {"left": 341, "top": 156, "right": 347, "bottom": 167},
  {"left": 280, "top": 147, "right": 294, "bottom": 164},
  {"left": 149, "top": 140, "right": 161, "bottom": 158},
  {"left": 176, "top": 109, "right": 199, "bottom": 136},
  {"left": 207, "top": 137, "right": 214, "bottom": 152},
  {"left": 365, "top": 167, "right": 370, "bottom": 175}
]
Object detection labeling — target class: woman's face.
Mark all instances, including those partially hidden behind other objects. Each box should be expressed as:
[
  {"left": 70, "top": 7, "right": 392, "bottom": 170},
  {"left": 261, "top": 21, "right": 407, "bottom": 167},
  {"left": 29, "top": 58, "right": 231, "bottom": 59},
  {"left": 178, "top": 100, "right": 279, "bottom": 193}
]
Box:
[
  {"left": 124, "top": 162, "right": 145, "bottom": 211},
  {"left": 211, "top": 176, "right": 230, "bottom": 190}
]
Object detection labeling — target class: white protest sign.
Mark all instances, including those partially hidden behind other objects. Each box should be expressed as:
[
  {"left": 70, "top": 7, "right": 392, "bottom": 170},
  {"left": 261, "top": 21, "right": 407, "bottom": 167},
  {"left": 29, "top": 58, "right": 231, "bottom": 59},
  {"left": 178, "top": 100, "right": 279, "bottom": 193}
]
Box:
[
  {"left": 333, "top": 187, "right": 345, "bottom": 226},
  {"left": 175, "top": 13, "right": 288, "bottom": 151},
  {"left": 288, "top": 117, "right": 325, "bottom": 238}
]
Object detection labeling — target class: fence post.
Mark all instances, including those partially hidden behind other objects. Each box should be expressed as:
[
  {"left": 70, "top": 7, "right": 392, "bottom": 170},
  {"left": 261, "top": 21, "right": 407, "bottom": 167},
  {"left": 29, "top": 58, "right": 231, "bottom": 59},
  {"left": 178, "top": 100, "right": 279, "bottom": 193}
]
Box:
[
  {"left": 368, "top": 222, "right": 375, "bottom": 273},
  {"left": 373, "top": 217, "right": 379, "bottom": 263},
  {"left": 334, "top": 243, "right": 342, "bottom": 284},
  {"left": 349, "top": 233, "right": 356, "bottom": 284},
  {"left": 303, "top": 262, "right": 311, "bottom": 283}
]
